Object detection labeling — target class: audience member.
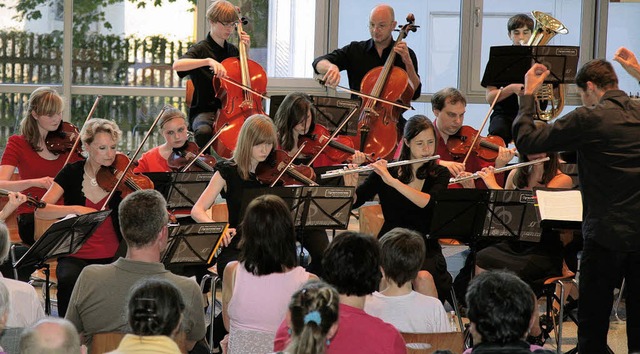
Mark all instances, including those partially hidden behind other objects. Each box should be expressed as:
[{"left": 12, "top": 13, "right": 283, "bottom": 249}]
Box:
[
  {"left": 107, "top": 278, "right": 185, "bottom": 354},
  {"left": 464, "top": 270, "right": 554, "bottom": 354},
  {"left": 0, "top": 192, "right": 45, "bottom": 328},
  {"left": 273, "top": 231, "right": 406, "bottom": 354},
  {"left": 365, "top": 227, "right": 450, "bottom": 333},
  {"left": 223, "top": 194, "right": 316, "bottom": 353},
  {"left": 281, "top": 280, "right": 340, "bottom": 354},
  {"left": 19, "top": 318, "right": 84, "bottom": 354},
  {"left": 65, "top": 189, "right": 205, "bottom": 351}
]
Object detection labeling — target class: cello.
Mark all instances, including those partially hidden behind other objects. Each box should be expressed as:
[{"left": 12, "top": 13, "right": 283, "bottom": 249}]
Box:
[
  {"left": 351, "top": 14, "right": 419, "bottom": 160},
  {"left": 213, "top": 8, "right": 267, "bottom": 158}
]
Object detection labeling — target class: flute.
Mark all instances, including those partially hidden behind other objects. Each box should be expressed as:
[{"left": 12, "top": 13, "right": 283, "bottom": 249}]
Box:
[
  {"left": 321, "top": 155, "right": 440, "bottom": 179},
  {"left": 448, "top": 157, "right": 550, "bottom": 185}
]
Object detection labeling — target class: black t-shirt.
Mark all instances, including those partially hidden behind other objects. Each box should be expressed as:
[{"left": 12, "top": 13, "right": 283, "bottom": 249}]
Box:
[{"left": 177, "top": 35, "right": 240, "bottom": 121}]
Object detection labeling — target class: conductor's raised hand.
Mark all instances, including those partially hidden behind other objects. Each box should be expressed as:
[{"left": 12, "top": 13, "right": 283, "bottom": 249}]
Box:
[
  {"left": 524, "top": 63, "right": 550, "bottom": 95},
  {"left": 613, "top": 46, "right": 640, "bottom": 80}
]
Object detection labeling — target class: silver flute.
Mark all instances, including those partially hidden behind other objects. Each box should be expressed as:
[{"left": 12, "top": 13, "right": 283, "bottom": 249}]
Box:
[
  {"left": 448, "top": 157, "right": 550, "bottom": 185},
  {"left": 320, "top": 155, "right": 441, "bottom": 179}
]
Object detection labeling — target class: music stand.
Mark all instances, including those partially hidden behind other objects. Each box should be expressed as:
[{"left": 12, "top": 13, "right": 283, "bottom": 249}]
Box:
[
  {"left": 481, "top": 190, "right": 542, "bottom": 243},
  {"left": 144, "top": 171, "right": 214, "bottom": 209},
  {"left": 481, "top": 45, "right": 580, "bottom": 87},
  {"left": 429, "top": 189, "right": 489, "bottom": 244},
  {"left": 239, "top": 186, "right": 354, "bottom": 264},
  {"left": 161, "top": 222, "right": 228, "bottom": 267},
  {"left": 269, "top": 95, "right": 361, "bottom": 136},
  {"left": 13, "top": 210, "right": 112, "bottom": 314}
]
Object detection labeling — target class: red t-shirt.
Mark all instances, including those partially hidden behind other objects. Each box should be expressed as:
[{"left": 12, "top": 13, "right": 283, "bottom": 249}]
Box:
[
  {"left": 133, "top": 146, "right": 171, "bottom": 173},
  {"left": 1, "top": 135, "right": 80, "bottom": 214}
]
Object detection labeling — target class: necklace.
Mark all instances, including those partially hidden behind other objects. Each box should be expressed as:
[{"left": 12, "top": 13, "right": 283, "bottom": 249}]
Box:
[{"left": 85, "top": 165, "right": 99, "bottom": 187}]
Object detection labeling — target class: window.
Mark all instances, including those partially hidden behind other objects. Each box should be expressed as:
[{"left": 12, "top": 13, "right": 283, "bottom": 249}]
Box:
[{"left": 605, "top": 1, "right": 640, "bottom": 93}]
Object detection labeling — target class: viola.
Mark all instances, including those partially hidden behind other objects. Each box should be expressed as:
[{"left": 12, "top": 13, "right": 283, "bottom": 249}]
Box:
[
  {"left": 0, "top": 188, "right": 46, "bottom": 209},
  {"left": 446, "top": 126, "right": 507, "bottom": 162},
  {"left": 212, "top": 10, "right": 267, "bottom": 158},
  {"left": 167, "top": 141, "right": 217, "bottom": 172},
  {"left": 45, "top": 121, "right": 84, "bottom": 158},
  {"left": 255, "top": 150, "right": 317, "bottom": 186},
  {"left": 350, "top": 14, "right": 418, "bottom": 160},
  {"left": 96, "top": 153, "right": 154, "bottom": 198},
  {"left": 299, "top": 124, "right": 372, "bottom": 165}
]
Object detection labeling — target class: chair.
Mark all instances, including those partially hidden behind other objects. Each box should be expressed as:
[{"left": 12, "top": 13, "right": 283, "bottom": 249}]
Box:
[
  {"left": 357, "top": 203, "right": 383, "bottom": 237},
  {"left": 200, "top": 272, "right": 220, "bottom": 353},
  {"left": 401, "top": 332, "right": 465, "bottom": 354},
  {"left": 539, "top": 261, "right": 576, "bottom": 354},
  {"left": 90, "top": 332, "right": 125, "bottom": 354}
]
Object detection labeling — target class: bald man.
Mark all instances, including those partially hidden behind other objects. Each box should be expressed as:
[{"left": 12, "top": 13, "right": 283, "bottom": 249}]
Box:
[{"left": 19, "top": 318, "right": 85, "bottom": 354}]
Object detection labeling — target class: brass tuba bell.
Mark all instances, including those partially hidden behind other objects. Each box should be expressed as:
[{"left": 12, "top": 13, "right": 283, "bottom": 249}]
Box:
[{"left": 527, "top": 11, "right": 568, "bottom": 121}]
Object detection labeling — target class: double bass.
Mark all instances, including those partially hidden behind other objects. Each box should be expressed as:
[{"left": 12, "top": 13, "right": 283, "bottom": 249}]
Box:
[
  {"left": 351, "top": 14, "right": 419, "bottom": 160},
  {"left": 213, "top": 8, "right": 267, "bottom": 158}
]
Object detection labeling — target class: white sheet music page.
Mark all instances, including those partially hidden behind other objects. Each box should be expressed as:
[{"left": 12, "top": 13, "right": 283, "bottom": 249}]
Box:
[{"left": 535, "top": 189, "right": 583, "bottom": 222}]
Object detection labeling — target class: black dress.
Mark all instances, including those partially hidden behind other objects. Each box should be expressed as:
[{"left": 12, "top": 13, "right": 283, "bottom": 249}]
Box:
[{"left": 354, "top": 164, "right": 452, "bottom": 302}]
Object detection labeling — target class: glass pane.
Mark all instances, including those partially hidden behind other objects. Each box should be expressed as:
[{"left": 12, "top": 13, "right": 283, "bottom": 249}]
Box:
[
  {"left": 606, "top": 1, "right": 640, "bottom": 94},
  {"left": 337, "top": 0, "right": 461, "bottom": 94},
  {"left": 0, "top": 0, "right": 64, "bottom": 86},
  {"left": 480, "top": 0, "right": 583, "bottom": 84},
  {"left": 71, "top": 1, "right": 196, "bottom": 87},
  {"left": 71, "top": 94, "right": 183, "bottom": 154}
]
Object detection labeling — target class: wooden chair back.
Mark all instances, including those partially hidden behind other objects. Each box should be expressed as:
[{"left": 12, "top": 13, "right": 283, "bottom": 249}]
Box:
[
  {"left": 358, "top": 203, "right": 384, "bottom": 237},
  {"left": 401, "top": 332, "right": 465, "bottom": 354}
]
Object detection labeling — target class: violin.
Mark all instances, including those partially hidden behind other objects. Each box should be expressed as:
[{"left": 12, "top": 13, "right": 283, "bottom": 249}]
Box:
[
  {"left": 255, "top": 150, "right": 317, "bottom": 186},
  {"left": 299, "top": 124, "right": 372, "bottom": 165},
  {"left": 96, "top": 153, "right": 154, "bottom": 198},
  {"left": 446, "top": 126, "right": 507, "bottom": 162},
  {"left": 0, "top": 188, "right": 46, "bottom": 209},
  {"left": 212, "top": 9, "right": 267, "bottom": 158},
  {"left": 45, "top": 121, "right": 84, "bottom": 158},
  {"left": 167, "top": 141, "right": 217, "bottom": 172},
  {"left": 350, "top": 14, "right": 418, "bottom": 160}
]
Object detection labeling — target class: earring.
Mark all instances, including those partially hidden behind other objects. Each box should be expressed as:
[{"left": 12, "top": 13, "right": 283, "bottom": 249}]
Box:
[
  {"left": 326, "top": 339, "right": 331, "bottom": 346},
  {"left": 287, "top": 328, "right": 292, "bottom": 336}
]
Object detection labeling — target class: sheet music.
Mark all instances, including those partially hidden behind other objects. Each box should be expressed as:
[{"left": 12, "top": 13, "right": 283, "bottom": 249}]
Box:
[{"left": 535, "top": 189, "right": 583, "bottom": 222}]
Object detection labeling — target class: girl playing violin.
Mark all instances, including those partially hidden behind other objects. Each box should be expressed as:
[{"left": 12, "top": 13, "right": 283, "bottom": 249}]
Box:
[
  {"left": 35, "top": 118, "right": 124, "bottom": 317},
  {"left": 0, "top": 87, "right": 82, "bottom": 245},
  {"left": 133, "top": 108, "right": 190, "bottom": 173},
  {"left": 173, "top": 0, "right": 251, "bottom": 150},
  {"left": 344, "top": 115, "right": 452, "bottom": 302},
  {"left": 273, "top": 92, "right": 366, "bottom": 168}
]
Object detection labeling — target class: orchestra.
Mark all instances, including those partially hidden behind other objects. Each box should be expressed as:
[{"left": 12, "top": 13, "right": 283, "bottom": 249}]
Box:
[{"left": 2, "top": 2, "right": 639, "bottom": 354}]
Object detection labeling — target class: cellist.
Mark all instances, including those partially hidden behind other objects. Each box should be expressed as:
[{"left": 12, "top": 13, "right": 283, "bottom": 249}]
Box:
[
  {"left": 173, "top": 0, "right": 250, "bottom": 151},
  {"left": 312, "top": 4, "right": 421, "bottom": 134}
]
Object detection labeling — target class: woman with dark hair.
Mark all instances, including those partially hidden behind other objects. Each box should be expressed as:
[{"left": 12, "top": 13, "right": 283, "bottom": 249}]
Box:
[
  {"left": 221, "top": 194, "right": 316, "bottom": 353},
  {"left": 273, "top": 92, "right": 365, "bottom": 168},
  {"left": 344, "top": 114, "right": 451, "bottom": 302},
  {"left": 0, "top": 87, "right": 82, "bottom": 246},
  {"left": 107, "top": 278, "right": 185, "bottom": 354}
]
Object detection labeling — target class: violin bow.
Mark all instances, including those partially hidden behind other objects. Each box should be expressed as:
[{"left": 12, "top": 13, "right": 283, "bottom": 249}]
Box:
[
  {"left": 181, "top": 122, "right": 229, "bottom": 172},
  {"left": 461, "top": 87, "right": 503, "bottom": 167},
  {"left": 217, "top": 76, "right": 269, "bottom": 100},
  {"left": 100, "top": 106, "right": 167, "bottom": 211},
  {"left": 316, "top": 79, "right": 413, "bottom": 111},
  {"left": 306, "top": 105, "right": 359, "bottom": 167},
  {"left": 62, "top": 95, "right": 102, "bottom": 166}
]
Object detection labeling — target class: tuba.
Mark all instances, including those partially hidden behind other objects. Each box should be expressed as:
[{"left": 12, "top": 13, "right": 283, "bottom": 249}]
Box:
[{"left": 527, "top": 11, "right": 568, "bottom": 121}]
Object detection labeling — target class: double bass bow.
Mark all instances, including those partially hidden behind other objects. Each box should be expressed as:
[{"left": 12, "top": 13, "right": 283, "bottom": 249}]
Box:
[
  {"left": 352, "top": 13, "right": 419, "bottom": 160},
  {"left": 213, "top": 8, "right": 268, "bottom": 158}
]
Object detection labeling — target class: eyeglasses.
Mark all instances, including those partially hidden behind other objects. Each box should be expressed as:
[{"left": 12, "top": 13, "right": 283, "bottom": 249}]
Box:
[
  {"left": 218, "top": 21, "right": 238, "bottom": 28},
  {"left": 368, "top": 22, "right": 391, "bottom": 31}
]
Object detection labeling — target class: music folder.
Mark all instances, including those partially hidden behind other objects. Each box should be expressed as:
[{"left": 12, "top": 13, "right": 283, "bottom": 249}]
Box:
[{"left": 161, "top": 222, "right": 229, "bottom": 266}]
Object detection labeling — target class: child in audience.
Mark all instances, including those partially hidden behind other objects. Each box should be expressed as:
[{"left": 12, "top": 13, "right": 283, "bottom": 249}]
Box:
[{"left": 365, "top": 227, "right": 451, "bottom": 333}]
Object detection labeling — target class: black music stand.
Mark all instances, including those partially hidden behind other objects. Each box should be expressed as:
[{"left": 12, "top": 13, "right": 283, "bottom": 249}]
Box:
[
  {"left": 269, "top": 95, "right": 361, "bottom": 136},
  {"left": 481, "top": 190, "right": 542, "bottom": 243},
  {"left": 429, "top": 189, "right": 489, "bottom": 244},
  {"left": 144, "top": 171, "right": 214, "bottom": 209},
  {"left": 13, "top": 210, "right": 112, "bottom": 314},
  {"left": 481, "top": 45, "right": 580, "bottom": 87},
  {"left": 161, "top": 222, "right": 228, "bottom": 267},
  {"left": 240, "top": 186, "right": 354, "bottom": 264}
]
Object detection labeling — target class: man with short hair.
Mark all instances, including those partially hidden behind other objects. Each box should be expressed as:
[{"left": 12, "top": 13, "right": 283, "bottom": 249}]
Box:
[
  {"left": 65, "top": 189, "right": 205, "bottom": 351},
  {"left": 19, "top": 318, "right": 85, "bottom": 354},
  {"left": 514, "top": 59, "right": 640, "bottom": 353}
]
